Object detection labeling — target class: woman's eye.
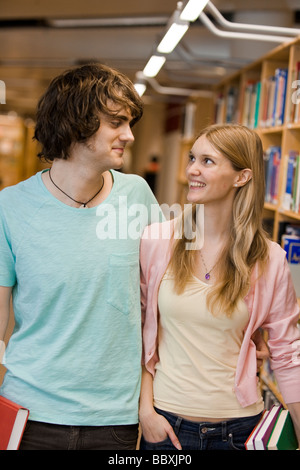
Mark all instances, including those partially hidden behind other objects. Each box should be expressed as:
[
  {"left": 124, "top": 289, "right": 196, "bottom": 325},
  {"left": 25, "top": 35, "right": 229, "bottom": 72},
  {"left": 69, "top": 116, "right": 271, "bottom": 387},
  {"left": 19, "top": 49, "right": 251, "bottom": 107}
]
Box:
[
  {"left": 188, "top": 153, "right": 195, "bottom": 163},
  {"left": 203, "top": 157, "right": 214, "bottom": 165}
]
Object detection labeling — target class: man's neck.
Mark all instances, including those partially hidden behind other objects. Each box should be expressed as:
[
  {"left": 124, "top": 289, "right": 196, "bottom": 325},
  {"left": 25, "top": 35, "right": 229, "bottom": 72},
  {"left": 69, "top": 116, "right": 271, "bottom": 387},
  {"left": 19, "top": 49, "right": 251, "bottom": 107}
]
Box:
[{"left": 43, "top": 159, "right": 112, "bottom": 208}]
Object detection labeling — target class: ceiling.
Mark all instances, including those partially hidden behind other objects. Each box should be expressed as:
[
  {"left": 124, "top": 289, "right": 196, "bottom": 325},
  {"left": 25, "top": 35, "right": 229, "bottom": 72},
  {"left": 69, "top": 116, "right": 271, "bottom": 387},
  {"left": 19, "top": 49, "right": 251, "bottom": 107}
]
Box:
[{"left": 1, "top": 0, "right": 300, "bottom": 116}]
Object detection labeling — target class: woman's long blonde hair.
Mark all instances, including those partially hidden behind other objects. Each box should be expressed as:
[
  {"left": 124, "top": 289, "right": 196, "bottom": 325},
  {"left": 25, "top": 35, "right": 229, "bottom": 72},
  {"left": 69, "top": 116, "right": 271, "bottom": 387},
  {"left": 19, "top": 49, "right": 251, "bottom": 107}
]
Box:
[{"left": 169, "top": 124, "right": 269, "bottom": 317}]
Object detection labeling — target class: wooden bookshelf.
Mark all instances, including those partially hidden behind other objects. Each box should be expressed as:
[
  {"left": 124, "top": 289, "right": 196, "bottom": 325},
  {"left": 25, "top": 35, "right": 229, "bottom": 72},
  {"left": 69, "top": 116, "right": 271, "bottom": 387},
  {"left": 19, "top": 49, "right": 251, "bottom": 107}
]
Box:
[
  {"left": 0, "top": 115, "right": 26, "bottom": 190},
  {"left": 177, "top": 37, "right": 300, "bottom": 243},
  {"left": 213, "top": 38, "right": 300, "bottom": 243},
  {"left": 0, "top": 115, "right": 42, "bottom": 191}
]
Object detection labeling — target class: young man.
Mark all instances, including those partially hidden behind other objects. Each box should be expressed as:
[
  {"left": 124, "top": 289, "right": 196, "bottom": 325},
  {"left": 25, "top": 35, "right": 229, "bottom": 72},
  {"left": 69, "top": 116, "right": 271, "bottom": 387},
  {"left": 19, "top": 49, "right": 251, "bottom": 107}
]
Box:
[{"left": 0, "top": 64, "right": 162, "bottom": 450}]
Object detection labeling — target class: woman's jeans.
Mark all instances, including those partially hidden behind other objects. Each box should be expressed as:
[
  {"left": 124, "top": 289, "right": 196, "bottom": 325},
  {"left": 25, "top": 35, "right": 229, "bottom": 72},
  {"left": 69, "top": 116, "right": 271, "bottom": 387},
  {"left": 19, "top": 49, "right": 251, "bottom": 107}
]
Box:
[
  {"left": 140, "top": 408, "right": 262, "bottom": 451},
  {"left": 19, "top": 420, "right": 138, "bottom": 450}
]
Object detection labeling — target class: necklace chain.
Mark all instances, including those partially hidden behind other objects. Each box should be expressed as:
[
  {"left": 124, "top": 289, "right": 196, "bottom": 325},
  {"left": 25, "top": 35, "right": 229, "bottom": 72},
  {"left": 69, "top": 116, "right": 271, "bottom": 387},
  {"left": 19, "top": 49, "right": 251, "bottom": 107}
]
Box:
[
  {"left": 199, "top": 250, "right": 218, "bottom": 281},
  {"left": 48, "top": 169, "right": 104, "bottom": 208}
]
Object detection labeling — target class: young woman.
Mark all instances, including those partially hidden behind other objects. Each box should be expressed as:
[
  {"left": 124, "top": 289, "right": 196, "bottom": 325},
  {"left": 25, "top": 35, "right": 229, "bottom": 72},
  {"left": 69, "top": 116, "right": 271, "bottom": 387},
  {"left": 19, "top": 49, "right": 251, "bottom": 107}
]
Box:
[{"left": 139, "top": 124, "right": 300, "bottom": 451}]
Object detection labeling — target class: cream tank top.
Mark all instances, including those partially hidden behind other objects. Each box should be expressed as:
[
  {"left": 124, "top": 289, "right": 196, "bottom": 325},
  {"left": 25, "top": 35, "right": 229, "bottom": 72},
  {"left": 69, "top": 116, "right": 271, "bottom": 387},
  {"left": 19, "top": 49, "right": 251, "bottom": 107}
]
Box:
[{"left": 153, "top": 271, "right": 263, "bottom": 419}]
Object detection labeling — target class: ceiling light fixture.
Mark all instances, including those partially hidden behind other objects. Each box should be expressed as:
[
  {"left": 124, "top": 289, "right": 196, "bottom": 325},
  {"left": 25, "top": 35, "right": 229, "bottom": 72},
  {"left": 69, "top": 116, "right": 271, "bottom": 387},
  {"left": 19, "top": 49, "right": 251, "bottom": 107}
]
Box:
[
  {"left": 135, "top": 71, "right": 213, "bottom": 98},
  {"left": 206, "top": 1, "right": 300, "bottom": 36},
  {"left": 180, "top": 0, "right": 209, "bottom": 22},
  {"left": 136, "top": 0, "right": 297, "bottom": 98},
  {"left": 157, "top": 22, "right": 189, "bottom": 53},
  {"left": 199, "top": 12, "right": 293, "bottom": 43},
  {"left": 156, "top": 4, "right": 190, "bottom": 54},
  {"left": 134, "top": 82, "right": 147, "bottom": 97},
  {"left": 48, "top": 16, "right": 169, "bottom": 28},
  {"left": 142, "top": 55, "right": 166, "bottom": 77}
]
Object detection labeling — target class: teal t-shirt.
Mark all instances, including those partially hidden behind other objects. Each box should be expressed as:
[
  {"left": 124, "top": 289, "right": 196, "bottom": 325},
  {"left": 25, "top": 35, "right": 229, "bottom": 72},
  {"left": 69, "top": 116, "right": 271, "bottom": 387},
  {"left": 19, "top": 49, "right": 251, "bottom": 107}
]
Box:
[{"left": 0, "top": 169, "right": 162, "bottom": 425}]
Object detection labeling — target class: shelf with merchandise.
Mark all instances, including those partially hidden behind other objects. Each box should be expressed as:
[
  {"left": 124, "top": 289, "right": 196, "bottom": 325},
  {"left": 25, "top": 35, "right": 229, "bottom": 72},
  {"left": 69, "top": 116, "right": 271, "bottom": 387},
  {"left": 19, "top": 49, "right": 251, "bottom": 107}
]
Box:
[{"left": 211, "top": 38, "right": 300, "bottom": 242}]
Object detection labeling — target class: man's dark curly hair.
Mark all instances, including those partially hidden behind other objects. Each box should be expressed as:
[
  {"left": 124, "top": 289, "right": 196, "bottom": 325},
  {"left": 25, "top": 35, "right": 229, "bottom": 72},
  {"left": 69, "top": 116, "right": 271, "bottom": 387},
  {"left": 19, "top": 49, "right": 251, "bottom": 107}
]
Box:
[{"left": 34, "top": 63, "right": 144, "bottom": 162}]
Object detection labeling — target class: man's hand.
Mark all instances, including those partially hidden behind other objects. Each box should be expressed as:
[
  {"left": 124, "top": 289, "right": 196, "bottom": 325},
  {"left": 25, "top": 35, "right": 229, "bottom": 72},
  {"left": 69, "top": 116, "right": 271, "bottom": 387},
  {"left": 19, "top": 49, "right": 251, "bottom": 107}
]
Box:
[{"left": 251, "top": 329, "right": 269, "bottom": 371}]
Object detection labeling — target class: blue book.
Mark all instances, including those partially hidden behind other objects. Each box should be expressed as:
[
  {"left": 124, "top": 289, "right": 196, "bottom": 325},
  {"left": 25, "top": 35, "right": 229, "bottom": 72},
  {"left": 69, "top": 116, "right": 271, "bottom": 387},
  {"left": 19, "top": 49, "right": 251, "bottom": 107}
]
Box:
[
  {"left": 265, "top": 146, "right": 281, "bottom": 203},
  {"left": 282, "top": 235, "right": 300, "bottom": 263},
  {"left": 275, "top": 68, "right": 288, "bottom": 126},
  {"left": 282, "top": 151, "right": 298, "bottom": 210}
]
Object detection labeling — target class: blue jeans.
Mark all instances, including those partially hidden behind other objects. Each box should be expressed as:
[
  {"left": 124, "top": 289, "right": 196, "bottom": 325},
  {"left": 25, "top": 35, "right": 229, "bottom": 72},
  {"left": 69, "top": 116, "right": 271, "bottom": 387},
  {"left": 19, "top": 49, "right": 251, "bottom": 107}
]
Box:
[
  {"left": 139, "top": 408, "right": 262, "bottom": 451},
  {"left": 19, "top": 420, "right": 139, "bottom": 450}
]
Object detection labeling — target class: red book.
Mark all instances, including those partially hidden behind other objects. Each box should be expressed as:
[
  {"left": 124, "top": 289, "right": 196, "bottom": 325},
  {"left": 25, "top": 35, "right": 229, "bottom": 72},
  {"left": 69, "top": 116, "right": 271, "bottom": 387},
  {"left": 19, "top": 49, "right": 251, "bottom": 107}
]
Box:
[{"left": 0, "top": 396, "right": 29, "bottom": 450}]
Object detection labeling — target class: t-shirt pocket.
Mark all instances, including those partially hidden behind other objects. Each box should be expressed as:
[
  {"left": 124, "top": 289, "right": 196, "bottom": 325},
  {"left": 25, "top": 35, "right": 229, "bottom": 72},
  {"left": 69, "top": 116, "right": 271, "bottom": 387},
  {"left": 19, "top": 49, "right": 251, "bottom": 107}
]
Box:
[{"left": 106, "top": 252, "right": 139, "bottom": 315}]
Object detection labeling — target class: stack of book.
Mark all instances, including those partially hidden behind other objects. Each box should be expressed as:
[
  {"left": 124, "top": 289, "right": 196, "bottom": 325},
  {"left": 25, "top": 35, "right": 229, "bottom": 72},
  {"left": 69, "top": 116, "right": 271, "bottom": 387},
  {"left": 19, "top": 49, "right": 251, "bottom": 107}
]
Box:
[
  {"left": 264, "top": 146, "right": 281, "bottom": 205},
  {"left": 241, "top": 80, "right": 261, "bottom": 129},
  {"left": 225, "top": 86, "right": 239, "bottom": 124},
  {"left": 260, "top": 68, "right": 288, "bottom": 128},
  {"left": 281, "top": 150, "right": 300, "bottom": 214},
  {"left": 282, "top": 225, "right": 300, "bottom": 264},
  {"left": 287, "top": 61, "right": 300, "bottom": 124},
  {"left": 245, "top": 404, "right": 298, "bottom": 450},
  {"left": 281, "top": 224, "right": 300, "bottom": 297},
  {"left": 214, "top": 86, "right": 239, "bottom": 125}
]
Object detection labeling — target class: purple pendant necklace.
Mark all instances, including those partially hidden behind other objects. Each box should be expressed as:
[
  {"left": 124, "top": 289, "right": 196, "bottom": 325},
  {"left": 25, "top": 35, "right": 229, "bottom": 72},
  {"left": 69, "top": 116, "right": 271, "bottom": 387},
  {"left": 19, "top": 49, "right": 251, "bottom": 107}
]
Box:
[{"left": 199, "top": 250, "right": 217, "bottom": 281}]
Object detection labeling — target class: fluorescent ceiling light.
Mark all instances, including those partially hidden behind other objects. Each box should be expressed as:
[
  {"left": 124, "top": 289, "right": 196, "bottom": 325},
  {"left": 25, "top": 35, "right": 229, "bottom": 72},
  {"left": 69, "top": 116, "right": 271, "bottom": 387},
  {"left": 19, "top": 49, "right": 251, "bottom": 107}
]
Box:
[
  {"left": 143, "top": 55, "right": 166, "bottom": 77},
  {"left": 157, "top": 22, "right": 189, "bottom": 53},
  {"left": 134, "top": 83, "right": 147, "bottom": 96},
  {"left": 180, "top": 0, "right": 209, "bottom": 22},
  {"left": 49, "top": 16, "right": 168, "bottom": 28}
]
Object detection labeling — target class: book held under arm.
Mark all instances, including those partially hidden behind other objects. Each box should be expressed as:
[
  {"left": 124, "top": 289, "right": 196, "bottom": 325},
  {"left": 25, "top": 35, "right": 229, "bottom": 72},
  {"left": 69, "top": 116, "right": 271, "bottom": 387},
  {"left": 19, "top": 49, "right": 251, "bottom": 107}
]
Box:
[
  {"left": 245, "top": 404, "right": 282, "bottom": 450},
  {"left": 0, "top": 395, "right": 29, "bottom": 450},
  {"left": 245, "top": 405, "right": 299, "bottom": 450}
]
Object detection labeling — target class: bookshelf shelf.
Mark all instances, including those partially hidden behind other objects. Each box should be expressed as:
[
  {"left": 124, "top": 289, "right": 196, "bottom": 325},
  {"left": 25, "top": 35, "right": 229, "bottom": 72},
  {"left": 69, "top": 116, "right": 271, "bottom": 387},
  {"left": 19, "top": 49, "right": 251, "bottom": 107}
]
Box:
[
  {"left": 263, "top": 202, "right": 278, "bottom": 212},
  {"left": 259, "top": 126, "right": 283, "bottom": 135},
  {"left": 287, "top": 122, "right": 300, "bottom": 130},
  {"left": 279, "top": 208, "right": 300, "bottom": 221}
]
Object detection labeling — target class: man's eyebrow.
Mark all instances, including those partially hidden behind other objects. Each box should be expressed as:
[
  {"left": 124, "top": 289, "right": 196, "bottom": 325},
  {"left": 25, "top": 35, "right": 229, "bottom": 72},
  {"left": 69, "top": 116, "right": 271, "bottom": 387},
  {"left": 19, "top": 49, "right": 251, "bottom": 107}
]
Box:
[
  {"left": 115, "top": 114, "right": 129, "bottom": 121},
  {"left": 108, "top": 113, "right": 132, "bottom": 123}
]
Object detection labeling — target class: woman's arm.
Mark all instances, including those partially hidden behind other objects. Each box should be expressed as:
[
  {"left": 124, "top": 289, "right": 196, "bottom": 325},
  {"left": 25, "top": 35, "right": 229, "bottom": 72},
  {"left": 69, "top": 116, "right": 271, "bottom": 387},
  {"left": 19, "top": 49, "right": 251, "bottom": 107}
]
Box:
[
  {"left": 0, "top": 286, "right": 12, "bottom": 364},
  {"left": 139, "top": 366, "right": 182, "bottom": 450},
  {"left": 0, "top": 286, "right": 11, "bottom": 341}
]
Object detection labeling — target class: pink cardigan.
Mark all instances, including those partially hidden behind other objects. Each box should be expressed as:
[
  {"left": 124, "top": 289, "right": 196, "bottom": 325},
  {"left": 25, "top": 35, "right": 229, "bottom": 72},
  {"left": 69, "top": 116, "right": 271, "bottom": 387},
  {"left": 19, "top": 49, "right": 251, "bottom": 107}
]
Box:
[{"left": 140, "top": 219, "right": 300, "bottom": 408}]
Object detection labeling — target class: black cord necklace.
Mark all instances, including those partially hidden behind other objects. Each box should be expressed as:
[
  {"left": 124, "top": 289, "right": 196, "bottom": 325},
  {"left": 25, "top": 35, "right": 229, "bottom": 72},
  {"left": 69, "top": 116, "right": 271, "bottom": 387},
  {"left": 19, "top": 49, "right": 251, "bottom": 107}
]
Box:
[{"left": 48, "top": 169, "right": 104, "bottom": 208}]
